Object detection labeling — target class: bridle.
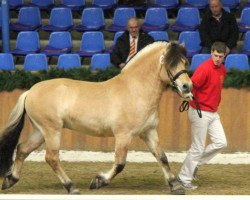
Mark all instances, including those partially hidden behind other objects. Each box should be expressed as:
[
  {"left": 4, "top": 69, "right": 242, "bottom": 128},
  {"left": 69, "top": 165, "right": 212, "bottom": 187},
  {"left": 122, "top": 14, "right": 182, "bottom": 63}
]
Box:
[{"left": 166, "top": 68, "right": 202, "bottom": 118}]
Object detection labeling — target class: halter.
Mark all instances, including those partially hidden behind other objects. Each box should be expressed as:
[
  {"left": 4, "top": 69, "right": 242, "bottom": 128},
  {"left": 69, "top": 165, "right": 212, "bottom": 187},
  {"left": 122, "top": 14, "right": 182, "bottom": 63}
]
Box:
[{"left": 166, "top": 69, "right": 202, "bottom": 118}]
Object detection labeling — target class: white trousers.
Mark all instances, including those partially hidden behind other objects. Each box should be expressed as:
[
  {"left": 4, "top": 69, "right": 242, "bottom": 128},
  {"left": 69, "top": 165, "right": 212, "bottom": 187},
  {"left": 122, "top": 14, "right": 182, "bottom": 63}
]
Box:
[{"left": 178, "top": 107, "right": 227, "bottom": 183}]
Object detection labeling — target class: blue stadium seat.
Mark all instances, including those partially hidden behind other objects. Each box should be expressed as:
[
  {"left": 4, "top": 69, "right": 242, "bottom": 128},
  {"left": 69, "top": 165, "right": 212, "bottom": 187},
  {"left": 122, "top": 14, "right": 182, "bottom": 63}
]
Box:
[
  {"left": 57, "top": 54, "right": 81, "bottom": 70},
  {"left": 169, "top": 7, "right": 200, "bottom": 32},
  {"left": 90, "top": 53, "right": 111, "bottom": 70},
  {"left": 9, "top": 0, "right": 25, "bottom": 10},
  {"left": 42, "top": 7, "right": 73, "bottom": 32},
  {"left": 141, "top": 8, "right": 169, "bottom": 32},
  {"left": 178, "top": 31, "right": 201, "bottom": 58},
  {"left": 91, "top": 0, "right": 116, "bottom": 10},
  {"left": 238, "top": 8, "right": 250, "bottom": 34},
  {"left": 42, "top": 31, "right": 72, "bottom": 56},
  {"left": 77, "top": 31, "right": 106, "bottom": 57},
  {"left": 11, "top": 31, "right": 41, "bottom": 56},
  {"left": 107, "top": 31, "right": 124, "bottom": 53},
  {"left": 190, "top": 53, "right": 211, "bottom": 71},
  {"left": 181, "top": 0, "right": 209, "bottom": 9},
  {"left": 10, "top": 7, "right": 42, "bottom": 31},
  {"left": 107, "top": 8, "right": 136, "bottom": 32},
  {"left": 57, "top": 0, "right": 85, "bottom": 11},
  {"left": 221, "top": 0, "right": 240, "bottom": 9},
  {"left": 0, "top": 53, "right": 16, "bottom": 71},
  {"left": 73, "top": 7, "right": 105, "bottom": 32},
  {"left": 23, "top": 54, "right": 48, "bottom": 71},
  {"left": 148, "top": 31, "right": 169, "bottom": 41},
  {"left": 225, "top": 54, "right": 249, "bottom": 71},
  {"left": 28, "top": 0, "right": 55, "bottom": 10},
  {"left": 241, "top": 31, "right": 250, "bottom": 56},
  {"left": 150, "top": 0, "right": 179, "bottom": 10},
  {"left": 223, "top": 6, "right": 231, "bottom": 12}
]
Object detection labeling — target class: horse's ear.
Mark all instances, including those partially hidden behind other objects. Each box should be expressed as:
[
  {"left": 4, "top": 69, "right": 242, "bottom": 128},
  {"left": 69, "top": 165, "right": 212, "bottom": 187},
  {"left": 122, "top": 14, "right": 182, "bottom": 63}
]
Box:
[{"left": 179, "top": 43, "right": 187, "bottom": 57}]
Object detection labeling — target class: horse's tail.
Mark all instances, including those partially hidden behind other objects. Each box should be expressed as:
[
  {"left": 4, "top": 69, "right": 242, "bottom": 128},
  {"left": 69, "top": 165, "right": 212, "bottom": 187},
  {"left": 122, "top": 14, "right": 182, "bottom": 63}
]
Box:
[{"left": 0, "top": 91, "right": 29, "bottom": 177}]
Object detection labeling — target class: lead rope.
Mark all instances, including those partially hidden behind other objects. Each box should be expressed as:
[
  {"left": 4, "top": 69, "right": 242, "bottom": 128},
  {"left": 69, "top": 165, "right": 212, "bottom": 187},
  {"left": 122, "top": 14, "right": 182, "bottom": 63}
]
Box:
[{"left": 179, "top": 97, "right": 202, "bottom": 118}]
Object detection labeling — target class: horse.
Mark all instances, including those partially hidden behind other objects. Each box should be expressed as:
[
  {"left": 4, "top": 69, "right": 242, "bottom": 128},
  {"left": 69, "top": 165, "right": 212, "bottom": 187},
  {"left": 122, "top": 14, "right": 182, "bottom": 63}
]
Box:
[{"left": 0, "top": 42, "right": 192, "bottom": 195}]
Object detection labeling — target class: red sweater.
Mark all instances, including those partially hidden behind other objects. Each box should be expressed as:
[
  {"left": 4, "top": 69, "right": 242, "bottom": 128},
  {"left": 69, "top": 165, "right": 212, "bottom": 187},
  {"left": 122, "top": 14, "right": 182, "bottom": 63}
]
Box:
[{"left": 190, "top": 58, "right": 226, "bottom": 112}]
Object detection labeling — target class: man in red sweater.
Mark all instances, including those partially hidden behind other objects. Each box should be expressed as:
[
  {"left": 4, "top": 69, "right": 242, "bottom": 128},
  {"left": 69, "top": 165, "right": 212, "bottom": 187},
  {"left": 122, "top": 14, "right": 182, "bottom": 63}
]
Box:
[{"left": 178, "top": 42, "right": 228, "bottom": 189}]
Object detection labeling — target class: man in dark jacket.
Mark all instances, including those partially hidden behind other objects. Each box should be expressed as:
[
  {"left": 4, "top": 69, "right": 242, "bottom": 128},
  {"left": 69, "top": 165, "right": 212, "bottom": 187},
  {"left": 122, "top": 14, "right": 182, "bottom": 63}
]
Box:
[
  {"left": 199, "top": 0, "right": 239, "bottom": 54},
  {"left": 111, "top": 17, "right": 154, "bottom": 69}
]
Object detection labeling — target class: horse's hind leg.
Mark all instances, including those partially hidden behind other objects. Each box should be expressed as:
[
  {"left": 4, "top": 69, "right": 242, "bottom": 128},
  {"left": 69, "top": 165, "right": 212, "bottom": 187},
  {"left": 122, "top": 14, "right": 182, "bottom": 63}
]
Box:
[
  {"left": 2, "top": 128, "right": 44, "bottom": 190},
  {"left": 43, "top": 129, "right": 80, "bottom": 194},
  {"left": 90, "top": 134, "right": 132, "bottom": 189},
  {"left": 140, "top": 129, "right": 185, "bottom": 195}
]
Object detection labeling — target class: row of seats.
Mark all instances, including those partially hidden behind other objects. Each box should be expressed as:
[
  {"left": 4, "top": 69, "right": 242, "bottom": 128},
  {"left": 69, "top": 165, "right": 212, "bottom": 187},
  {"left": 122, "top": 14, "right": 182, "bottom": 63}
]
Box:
[
  {"left": 1, "top": 6, "right": 250, "bottom": 33},
  {"left": 8, "top": 30, "right": 250, "bottom": 59},
  {"left": 0, "top": 53, "right": 111, "bottom": 71},
  {"left": 0, "top": 52, "right": 249, "bottom": 72},
  {"left": 8, "top": 0, "right": 250, "bottom": 11}
]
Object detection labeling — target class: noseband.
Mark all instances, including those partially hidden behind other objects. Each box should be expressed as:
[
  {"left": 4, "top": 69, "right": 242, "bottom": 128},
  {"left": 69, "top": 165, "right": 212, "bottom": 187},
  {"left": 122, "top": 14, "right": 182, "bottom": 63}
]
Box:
[{"left": 167, "top": 69, "right": 202, "bottom": 118}]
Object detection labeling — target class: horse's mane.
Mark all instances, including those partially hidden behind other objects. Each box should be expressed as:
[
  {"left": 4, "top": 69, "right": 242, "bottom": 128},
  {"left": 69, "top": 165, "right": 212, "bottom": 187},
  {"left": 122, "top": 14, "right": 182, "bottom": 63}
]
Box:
[{"left": 122, "top": 42, "right": 188, "bottom": 72}]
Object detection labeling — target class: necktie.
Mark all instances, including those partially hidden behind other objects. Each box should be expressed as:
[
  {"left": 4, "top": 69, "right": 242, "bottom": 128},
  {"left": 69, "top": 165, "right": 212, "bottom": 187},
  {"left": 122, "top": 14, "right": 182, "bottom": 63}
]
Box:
[{"left": 129, "top": 37, "right": 136, "bottom": 58}]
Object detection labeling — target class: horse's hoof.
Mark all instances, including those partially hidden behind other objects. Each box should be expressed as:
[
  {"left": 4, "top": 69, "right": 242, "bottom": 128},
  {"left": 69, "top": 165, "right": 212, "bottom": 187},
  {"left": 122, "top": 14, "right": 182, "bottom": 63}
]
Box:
[
  {"left": 1, "top": 173, "right": 19, "bottom": 190},
  {"left": 171, "top": 186, "right": 185, "bottom": 195},
  {"left": 89, "top": 175, "right": 108, "bottom": 189}
]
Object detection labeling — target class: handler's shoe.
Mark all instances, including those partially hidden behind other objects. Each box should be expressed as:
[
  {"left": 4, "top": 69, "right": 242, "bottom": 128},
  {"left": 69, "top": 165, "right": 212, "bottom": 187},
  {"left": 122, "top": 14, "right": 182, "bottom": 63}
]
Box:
[{"left": 177, "top": 176, "right": 198, "bottom": 190}]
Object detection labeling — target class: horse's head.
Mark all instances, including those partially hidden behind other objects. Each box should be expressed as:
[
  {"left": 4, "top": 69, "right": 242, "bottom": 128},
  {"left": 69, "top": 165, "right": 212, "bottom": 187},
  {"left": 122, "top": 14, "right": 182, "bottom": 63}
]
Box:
[{"left": 160, "top": 42, "right": 193, "bottom": 99}]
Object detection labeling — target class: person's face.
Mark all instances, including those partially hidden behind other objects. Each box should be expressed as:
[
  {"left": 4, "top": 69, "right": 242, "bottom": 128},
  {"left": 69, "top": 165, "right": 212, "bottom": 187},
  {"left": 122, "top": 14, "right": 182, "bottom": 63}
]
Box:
[
  {"left": 211, "top": 50, "right": 225, "bottom": 66},
  {"left": 210, "top": 0, "right": 222, "bottom": 17},
  {"left": 127, "top": 19, "right": 140, "bottom": 38}
]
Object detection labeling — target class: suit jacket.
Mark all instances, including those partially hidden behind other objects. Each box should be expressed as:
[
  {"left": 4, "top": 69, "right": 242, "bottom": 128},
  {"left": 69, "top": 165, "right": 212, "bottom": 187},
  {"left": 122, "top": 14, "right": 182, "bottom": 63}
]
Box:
[
  {"left": 111, "top": 30, "right": 154, "bottom": 67},
  {"left": 199, "top": 9, "right": 239, "bottom": 49}
]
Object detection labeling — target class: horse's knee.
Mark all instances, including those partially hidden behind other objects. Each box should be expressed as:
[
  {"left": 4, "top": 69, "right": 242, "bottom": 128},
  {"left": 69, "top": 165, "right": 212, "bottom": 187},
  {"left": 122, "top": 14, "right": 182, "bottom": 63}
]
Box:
[{"left": 45, "top": 152, "right": 59, "bottom": 168}]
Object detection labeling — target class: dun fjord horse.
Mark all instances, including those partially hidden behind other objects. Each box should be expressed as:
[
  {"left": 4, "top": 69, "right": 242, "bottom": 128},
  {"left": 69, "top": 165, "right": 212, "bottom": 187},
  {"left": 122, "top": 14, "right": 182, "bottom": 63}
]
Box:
[{"left": 0, "top": 42, "right": 192, "bottom": 195}]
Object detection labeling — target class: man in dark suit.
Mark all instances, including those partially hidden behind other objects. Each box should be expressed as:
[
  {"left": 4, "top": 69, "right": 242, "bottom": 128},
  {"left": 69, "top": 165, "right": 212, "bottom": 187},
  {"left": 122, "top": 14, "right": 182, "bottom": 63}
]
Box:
[
  {"left": 199, "top": 0, "right": 239, "bottom": 54},
  {"left": 111, "top": 17, "right": 154, "bottom": 69}
]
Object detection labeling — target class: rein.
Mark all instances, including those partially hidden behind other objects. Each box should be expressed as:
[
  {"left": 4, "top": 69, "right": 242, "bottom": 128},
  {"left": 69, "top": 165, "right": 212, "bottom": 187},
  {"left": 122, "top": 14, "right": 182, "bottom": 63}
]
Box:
[{"left": 167, "top": 69, "right": 202, "bottom": 118}]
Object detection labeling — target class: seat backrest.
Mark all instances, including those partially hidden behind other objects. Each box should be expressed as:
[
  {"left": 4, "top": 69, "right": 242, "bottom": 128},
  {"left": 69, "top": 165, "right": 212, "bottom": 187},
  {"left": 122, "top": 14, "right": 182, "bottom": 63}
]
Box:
[
  {"left": 243, "top": 31, "right": 250, "bottom": 51},
  {"left": 81, "top": 7, "right": 105, "bottom": 27},
  {"left": 221, "top": 0, "right": 240, "bottom": 8},
  {"left": 16, "top": 31, "right": 40, "bottom": 51},
  {"left": 176, "top": 7, "right": 200, "bottom": 26},
  {"left": 113, "top": 31, "right": 124, "bottom": 44},
  {"left": 24, "top": 54, "right": 48, "bottom": 71},
  {"left": 57, "top": 54, "right": 81, "bottom": 70},
  {"left": 92, "top": 0, "right": 116, "bottom": 7},
  {"left": 49, "top": 8, "right": 73, "bottom": 26},
  {"left": 148, "top": 31, "right": 169, "bottom": 41},
  {"left": 154, "top": 0, "right": 179, "bottom": 7},
  {"left": 0, "top": 53, "right": 15, "bottom": 70},
  {"left": 48, "top": 31, "right": 72, "bottom": 49},
  {"left": 112, "top": 8, "right": 136, "bottom": 26},
  {"left": 90, "top": 53, "right": 111, "bottom": 70},
  {"left": 17, "top": 7, "right": 41, "bottom": 26},
  {"left": 178, "top": 31, "right": 201, "bottom": 52},
  {"left": 144, "top": 8, "right": 168, "bottom": 26},
  {"left": 225, "top": 54, "right": 249, "bottom": 70},
  {"left": 185, "top": 0, "right": 208, "bottom": 7},
  {"left": 9, "top": 0, "right": 24, "bottom": 7},
  {"left": 80, "top": 31, "right": 105, "bottom": 51},
  {"left": 240, "top": 8, "right": 250, "bottom": 25},
  {"left": 61, "top": 0, "right": 85, "bottom": 6},
  {"left": 30, "top": 0, "right": 54, "bottom": 6},
  {"left": 0, "top": 7, "right": 2, "bottom": 28},
  {"left": 190, "top": 53, "right": 211, "bottom": 71}
]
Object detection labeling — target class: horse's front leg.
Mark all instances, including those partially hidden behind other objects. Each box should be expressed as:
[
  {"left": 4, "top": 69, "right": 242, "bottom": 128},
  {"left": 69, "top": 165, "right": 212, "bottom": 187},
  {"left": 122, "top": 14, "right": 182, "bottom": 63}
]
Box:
[
  {"left": 140, "top": 129, "right": 185, "bottom": 195},
  {"left": 90, "top": 133, "right": 132, "bottom": 189}
]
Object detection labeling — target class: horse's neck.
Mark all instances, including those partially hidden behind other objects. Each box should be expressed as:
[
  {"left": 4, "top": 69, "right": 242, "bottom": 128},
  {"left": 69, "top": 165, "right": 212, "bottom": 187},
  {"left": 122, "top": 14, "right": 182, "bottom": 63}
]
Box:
[{"left": 120, "top": 50, "right": 166, "bottom": 109}]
